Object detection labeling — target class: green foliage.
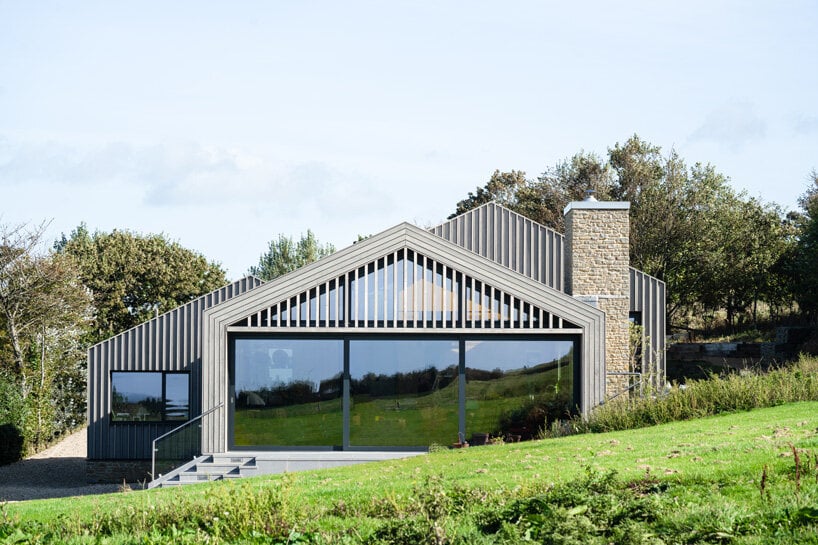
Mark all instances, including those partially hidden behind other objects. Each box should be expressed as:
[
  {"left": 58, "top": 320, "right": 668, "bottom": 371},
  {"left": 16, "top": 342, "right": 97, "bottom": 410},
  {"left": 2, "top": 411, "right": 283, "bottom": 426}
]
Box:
[
  {"left": 450, "top": 136, "right": 800, "bottom": 329},
  {"left": 56, "top": 224, "right": 227, "bottom": 343},
  {"left": 248, "top": 230, "right": 335, "bottom": 281},
  {"left": 6, "top": 400, "right": 818, "bottom": 543},
  {"left": 48, "top": 478, "right": 297, "bottom": 543},
  {"left": 0, "top": 372, "right": 25, "bottom": 464},
  {"left": 450, "top": 170, "right": 528, "bottom": 221},
  {"left": 793, "top": 169, "right": 818, "bottom": 319},
  {"left": 1, "top": 222, "right": 92, "bottom": 455},
  {"left": 548, "top": 356, "right": 818, "bottom": 437},
  {"left": 477, "top": 468, "right": 663, "bottom": 544}
]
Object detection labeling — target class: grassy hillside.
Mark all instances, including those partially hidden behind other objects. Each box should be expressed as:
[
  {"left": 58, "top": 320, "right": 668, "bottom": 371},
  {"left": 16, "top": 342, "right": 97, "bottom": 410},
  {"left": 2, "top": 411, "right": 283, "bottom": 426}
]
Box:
[{"left": 4, "top": 401, "right": 818, "bottom": 544}]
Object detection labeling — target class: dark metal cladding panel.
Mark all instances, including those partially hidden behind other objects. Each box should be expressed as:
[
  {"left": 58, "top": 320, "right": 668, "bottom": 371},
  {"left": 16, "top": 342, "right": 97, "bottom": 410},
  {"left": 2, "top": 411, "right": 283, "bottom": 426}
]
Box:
[
  {"left": 629, "top": 268, "right": 667, "bottom": 389},
  {"left": 432, "top": 203, "right": 564, "bottom": 292},
  {"left": 87, "top": 277, "right": 263, "bottom": 460}
]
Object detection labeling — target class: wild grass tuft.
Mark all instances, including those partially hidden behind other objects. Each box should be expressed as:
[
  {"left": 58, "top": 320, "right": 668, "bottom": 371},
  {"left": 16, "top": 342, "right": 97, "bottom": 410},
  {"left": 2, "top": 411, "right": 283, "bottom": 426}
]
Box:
[{"left": 545, "top": 356, "right": 818, "bottom": 437}]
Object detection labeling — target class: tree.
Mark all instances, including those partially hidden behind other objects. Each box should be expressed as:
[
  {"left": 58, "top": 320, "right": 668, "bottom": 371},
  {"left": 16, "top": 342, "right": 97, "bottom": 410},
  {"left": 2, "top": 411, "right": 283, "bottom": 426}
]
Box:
[
  {"left": 450, "top": 161, "right": 610, "bottom": 231},
  {"left": 448, "top": 135, "right": 798, "bottom": 330},
  {"left": 248, "top": 230, "right": 336, "bottom": 281},
  {"left": 450, "top": 170, "right": 528, "bottom": 220},
  {"left": 519, "top": 152, "right": 614, "bottom": 231},
  {"left": 793, "top": 169, "right": 818, "bottom": 319},
  {"left": 0, "top": 222, "right": 91, "bottom": 452},
  {"left": 56, "top": 225, "right": 227, "bottom": 343}
]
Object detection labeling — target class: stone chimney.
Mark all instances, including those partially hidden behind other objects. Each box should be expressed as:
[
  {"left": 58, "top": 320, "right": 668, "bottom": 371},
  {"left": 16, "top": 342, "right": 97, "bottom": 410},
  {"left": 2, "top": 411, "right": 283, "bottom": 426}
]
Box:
[{"left": 564, "top": 194, "right": 630, "bottom": 398}]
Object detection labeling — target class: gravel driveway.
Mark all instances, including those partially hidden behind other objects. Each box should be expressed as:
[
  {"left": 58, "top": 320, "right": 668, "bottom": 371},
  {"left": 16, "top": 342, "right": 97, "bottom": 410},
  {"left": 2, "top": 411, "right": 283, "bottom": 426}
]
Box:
[{"left": 0, "top": 428, "right": 125, "bottom": 502}]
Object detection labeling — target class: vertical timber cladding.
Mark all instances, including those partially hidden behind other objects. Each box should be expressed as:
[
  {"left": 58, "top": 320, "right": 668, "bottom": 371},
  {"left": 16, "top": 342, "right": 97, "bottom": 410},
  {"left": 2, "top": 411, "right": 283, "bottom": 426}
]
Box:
[
  {"left": 564, "top": 200, "right": 631, "bottom": 399},
  {"left": 630, "top": 268, "right": 667, "bottom": 390},
  {"left": 202, "top": 223, "right": 607, "bottom": 453},
  {"left": 87, "top": 277, "right": 263, "bottom": 460},
  {"left": 431, "top": 203, "right": 564, "bottom": 292}
]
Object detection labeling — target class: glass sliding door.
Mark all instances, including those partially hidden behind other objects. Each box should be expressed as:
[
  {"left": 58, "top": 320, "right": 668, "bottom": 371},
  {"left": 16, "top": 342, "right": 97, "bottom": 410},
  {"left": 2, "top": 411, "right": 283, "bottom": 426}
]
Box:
[
  {"left": 233, "top": 338, "right": 343, "bottom": 447},
  {"left": 349, "top": 339, "right": 459, "bottom": 447},
  {"left": 465, "top": 339, "right": 575, "bottom": 441}
]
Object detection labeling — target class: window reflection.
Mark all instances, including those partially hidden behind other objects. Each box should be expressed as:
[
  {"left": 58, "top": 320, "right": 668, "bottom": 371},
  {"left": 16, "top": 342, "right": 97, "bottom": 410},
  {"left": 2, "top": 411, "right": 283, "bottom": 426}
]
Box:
[
  {"left": 111, "top": 372, "right": 189, "bottom": 422},
  {"left": 233, "top": 339, "right": 343, "bottom": 446},
  {"left": 350, "top": 340, "right": 459, "bottom": 447},
  {"left": 229, "top": 336, "right": 578, "bottom": 449},
  {"left": 465, "top": 340, "right": 574, "bottom": 441},
  {"left": 165, "top": 374, "right": 190, "bottom": 421}
]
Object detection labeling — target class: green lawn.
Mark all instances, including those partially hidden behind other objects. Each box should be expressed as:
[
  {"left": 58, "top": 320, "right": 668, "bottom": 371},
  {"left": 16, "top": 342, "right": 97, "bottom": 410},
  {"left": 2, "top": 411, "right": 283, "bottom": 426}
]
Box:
[{"left": 4, "top": 402, "right": 818, "bottom": 543}]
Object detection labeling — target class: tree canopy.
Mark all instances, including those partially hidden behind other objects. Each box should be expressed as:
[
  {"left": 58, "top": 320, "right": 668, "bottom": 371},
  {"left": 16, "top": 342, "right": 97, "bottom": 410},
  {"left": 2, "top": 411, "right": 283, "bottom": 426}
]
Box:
[
  {"left": 56, "top": 225, "right": 227, "bottom": 343},
  {"left": 248, "top": 230, "right": 336, "bottom": 281},
  {"left": 1, "top": 222, "right": 91, "bottom": 458},
  {"left": 792, "top": 170, "right": 818, "bottom": 320},
  {"left": 450, "top": 135, "right": 799, "bottom": 331}
]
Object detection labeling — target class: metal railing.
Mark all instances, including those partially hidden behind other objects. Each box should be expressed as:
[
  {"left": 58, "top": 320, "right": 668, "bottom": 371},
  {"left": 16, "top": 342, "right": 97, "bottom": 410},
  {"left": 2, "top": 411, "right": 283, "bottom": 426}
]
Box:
[{"left": 151, "top": 403, "right": 223, "bottom": 480}]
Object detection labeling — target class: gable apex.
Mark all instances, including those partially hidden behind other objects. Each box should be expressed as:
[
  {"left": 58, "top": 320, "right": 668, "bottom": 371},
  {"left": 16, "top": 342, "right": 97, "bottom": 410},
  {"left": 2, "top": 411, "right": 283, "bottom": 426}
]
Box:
[{"left": 204, "top": 220, "right": 603, "bottom": 331}]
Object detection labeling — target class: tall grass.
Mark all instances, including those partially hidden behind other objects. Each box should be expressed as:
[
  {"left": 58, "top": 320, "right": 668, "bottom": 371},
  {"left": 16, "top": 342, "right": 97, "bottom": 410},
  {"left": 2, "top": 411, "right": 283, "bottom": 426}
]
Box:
[{"left": 553, "top": 355, "right": 818, "bottom": 436}]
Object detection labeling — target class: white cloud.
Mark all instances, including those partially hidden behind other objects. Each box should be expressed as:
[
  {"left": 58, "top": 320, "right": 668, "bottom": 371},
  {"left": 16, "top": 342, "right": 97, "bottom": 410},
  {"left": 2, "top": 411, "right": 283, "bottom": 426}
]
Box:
[
  {"left": 689, "top": 101, "right": 767, "bottom": 151},
  {"left": 0, "top": 137, "right": 392, "bottom": 215}
]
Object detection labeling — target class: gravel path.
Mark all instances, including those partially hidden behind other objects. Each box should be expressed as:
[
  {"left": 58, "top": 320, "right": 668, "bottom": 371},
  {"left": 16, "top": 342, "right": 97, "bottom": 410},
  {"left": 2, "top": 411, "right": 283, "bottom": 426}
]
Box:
[{"left": 0, "top": 428, "right": 125, "bottom": 502}]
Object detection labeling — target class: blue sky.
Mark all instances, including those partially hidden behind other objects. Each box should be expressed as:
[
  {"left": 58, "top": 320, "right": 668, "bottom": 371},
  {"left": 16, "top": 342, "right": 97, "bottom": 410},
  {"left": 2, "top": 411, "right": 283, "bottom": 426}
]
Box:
[{"left": 2, "top": 1, "right": 817, "bottom": 278}]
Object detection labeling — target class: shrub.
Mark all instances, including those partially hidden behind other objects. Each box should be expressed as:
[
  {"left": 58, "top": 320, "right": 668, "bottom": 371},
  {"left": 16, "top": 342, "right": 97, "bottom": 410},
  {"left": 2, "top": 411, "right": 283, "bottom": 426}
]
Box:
[
  {"left": 544, "top": 355, "right": 818, "bottom": 437},
  {"left": 0, "top": 372, "right": 25, "bottom": 465},
  {"left": 0, "top": 423, "right": 24, "bottom": 465}
]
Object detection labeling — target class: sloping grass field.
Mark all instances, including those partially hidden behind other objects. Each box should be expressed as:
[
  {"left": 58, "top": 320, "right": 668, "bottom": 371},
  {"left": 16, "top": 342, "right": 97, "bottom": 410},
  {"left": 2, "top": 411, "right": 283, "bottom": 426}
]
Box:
[
  {"left": 3, "top": 356, "right": 818, "bottom": 543},
  {"left": 3, "top": 400, "right": 818, "bottom": 544}
]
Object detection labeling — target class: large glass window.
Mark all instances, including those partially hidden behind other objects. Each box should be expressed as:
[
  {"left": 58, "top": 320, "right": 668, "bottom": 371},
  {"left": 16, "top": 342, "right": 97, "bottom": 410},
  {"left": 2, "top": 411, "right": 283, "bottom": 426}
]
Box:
[
  {"left": 233, "top": 338, "right": 343, "bottom": 447},
  {"left": 111, "top": 372, "right": 189, "bottom": 422},
  {"left": 229, "top": 335, "right": 577, "bottom": 449},
  {"left": 349, "top": 339, "right": 459, "bottom": 447},
  {"left": 465, "top": 340, "right": 574, "bottom": 441}
]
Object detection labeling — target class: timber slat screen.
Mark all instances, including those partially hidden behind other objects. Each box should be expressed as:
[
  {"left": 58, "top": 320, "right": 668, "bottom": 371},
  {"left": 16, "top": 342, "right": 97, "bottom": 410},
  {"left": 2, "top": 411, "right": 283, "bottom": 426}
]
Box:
[{"left": 231, "top": 249, "right": 578, "bottom": 331}]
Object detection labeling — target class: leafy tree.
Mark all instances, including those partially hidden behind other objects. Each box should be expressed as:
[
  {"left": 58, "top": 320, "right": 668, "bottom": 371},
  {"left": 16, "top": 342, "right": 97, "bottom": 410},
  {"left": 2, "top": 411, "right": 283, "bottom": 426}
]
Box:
[
  {"left": 249, "top": 230, "right": 335, "bottom": 281},
  {"left": 0, "top": 222, "right": 91, "bottom": 453},
  {"left": 450, "top": 170, "right": 528, "bottom": 220},
  {"left": 451, "top": 161, "right": 610, "bottom": 231},
  {"left": 519, "top": 152, "right": 614, "bottom": 231},
  {"left": 448, "top": 135, "right": 797, "bottom": 330},
  {"left": 793, "top": 169, "right": 818, "bottom": 319},
  {"left": 56, "top": 225, "right": 227, "bottom": 343}
]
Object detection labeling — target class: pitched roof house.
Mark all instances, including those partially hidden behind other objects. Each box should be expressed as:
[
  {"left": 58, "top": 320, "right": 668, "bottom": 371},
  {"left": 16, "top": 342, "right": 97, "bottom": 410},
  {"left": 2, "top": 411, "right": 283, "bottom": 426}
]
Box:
[{"left": 87, "top": 200, "right": 665, "bottom": 485}]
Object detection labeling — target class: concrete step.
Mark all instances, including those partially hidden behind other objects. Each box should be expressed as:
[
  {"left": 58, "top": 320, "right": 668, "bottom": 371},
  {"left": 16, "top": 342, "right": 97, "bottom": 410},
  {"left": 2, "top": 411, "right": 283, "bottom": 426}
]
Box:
[{"left": 151, "top": 455, "right": 258, "bottom": 488}]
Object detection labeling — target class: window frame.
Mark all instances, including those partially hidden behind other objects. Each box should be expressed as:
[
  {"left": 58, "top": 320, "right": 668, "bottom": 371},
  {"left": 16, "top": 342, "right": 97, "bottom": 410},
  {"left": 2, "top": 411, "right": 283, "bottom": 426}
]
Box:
[
  {"left": 110, "top": 371, "right": 191, "bottom": 424},
  {"left": 227, "top": 332, "right": 580, "bottom": 451}
]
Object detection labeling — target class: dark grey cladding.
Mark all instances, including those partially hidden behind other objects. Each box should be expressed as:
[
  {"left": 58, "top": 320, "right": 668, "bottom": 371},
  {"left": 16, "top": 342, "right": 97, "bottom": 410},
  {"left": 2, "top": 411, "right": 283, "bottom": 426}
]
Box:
[{"left": 87, "top": 277, "right": 263, "bottom": 460}]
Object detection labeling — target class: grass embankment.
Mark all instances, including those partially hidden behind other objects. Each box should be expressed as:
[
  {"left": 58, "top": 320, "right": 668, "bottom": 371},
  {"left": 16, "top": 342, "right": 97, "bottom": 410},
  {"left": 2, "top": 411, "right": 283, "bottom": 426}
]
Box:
[
  {"left": 564, "top": 354, "right": 818, "bottom": 435},
  {"left": 4, "top": 402, "right": 818, "bottom": 544}
]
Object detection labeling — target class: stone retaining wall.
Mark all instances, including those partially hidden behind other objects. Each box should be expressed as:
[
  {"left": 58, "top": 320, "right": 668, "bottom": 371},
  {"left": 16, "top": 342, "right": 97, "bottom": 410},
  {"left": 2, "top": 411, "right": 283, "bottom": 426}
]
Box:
[{"left": 87, "top": 459, "right": 152, "bottom": 484}]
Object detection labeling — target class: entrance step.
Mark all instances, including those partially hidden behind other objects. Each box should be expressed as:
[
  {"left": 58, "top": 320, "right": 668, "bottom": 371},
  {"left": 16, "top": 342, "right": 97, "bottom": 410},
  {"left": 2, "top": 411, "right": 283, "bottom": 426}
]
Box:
[{"left": 148, "top": 455, "right": 258, "bottom": 488}]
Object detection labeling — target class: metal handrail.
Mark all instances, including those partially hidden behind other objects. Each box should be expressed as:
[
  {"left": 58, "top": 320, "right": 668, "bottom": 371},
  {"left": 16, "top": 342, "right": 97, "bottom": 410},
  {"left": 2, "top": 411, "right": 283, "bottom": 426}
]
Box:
[{"left": 151, "top": 402, "right": 224, "bottom": 479}]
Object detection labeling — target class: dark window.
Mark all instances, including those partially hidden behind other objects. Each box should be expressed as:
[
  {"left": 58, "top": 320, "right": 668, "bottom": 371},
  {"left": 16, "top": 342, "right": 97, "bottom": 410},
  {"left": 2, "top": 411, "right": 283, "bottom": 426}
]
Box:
[{"left": 111, "top": 372, "right": 189, "bottom": 422}]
